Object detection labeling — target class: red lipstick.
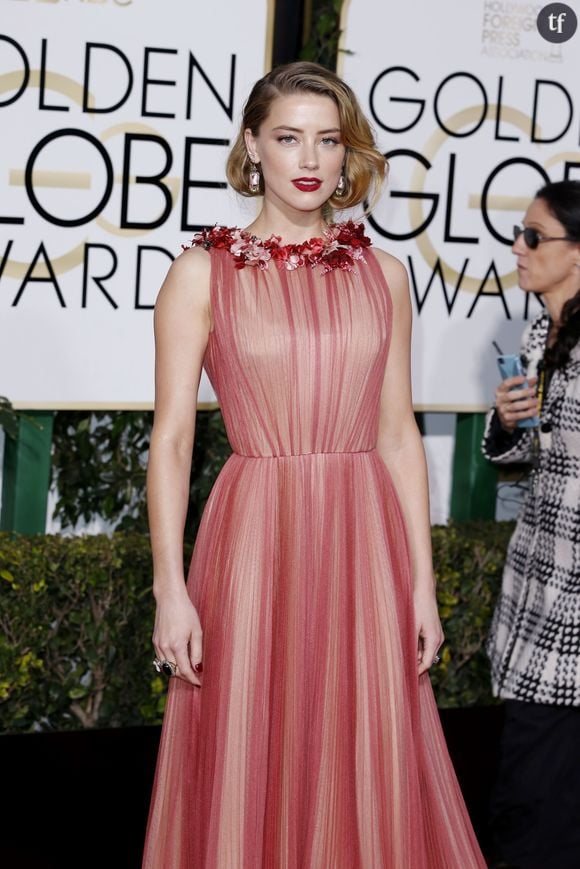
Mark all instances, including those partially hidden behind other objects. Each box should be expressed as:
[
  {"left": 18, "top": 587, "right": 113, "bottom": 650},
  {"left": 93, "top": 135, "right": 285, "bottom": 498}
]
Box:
[{"left": 292, "top": 177, "right": 322, "bottom": 191}]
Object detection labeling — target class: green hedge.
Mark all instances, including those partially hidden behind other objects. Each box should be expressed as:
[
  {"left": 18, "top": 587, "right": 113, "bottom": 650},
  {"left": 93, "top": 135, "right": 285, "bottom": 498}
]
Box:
[{"left": 0, "top": 521, "right": 514, "bottom": 733}]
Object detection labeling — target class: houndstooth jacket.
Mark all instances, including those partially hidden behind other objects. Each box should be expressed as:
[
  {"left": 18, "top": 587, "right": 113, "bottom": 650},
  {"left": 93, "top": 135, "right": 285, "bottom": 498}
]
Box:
[{"left": 482, "top": 311, "right": 580, "bottom": 706}]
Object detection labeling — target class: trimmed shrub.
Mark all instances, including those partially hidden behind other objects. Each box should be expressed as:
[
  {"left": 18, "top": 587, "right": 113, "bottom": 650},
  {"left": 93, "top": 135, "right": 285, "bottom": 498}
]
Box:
[
  {"left": 429, "top": 521, "right": 514, "bottom": 706},
  {"left": 0, "top": 534, "right": 180, "bottom": 732},
  {"left": 0, "top": 522, "right": 514, "bottom": 733}
]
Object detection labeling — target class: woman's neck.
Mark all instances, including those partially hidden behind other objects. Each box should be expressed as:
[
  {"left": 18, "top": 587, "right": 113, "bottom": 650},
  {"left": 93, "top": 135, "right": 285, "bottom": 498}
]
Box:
[
  {"left": 543, "top": 296, "right": 563, "bottom": 328},
  {"left": 541, "top": 279, "right": 580, "bottom": 327},
  {"left": 244, "top": 201, "right": 329, "bottom": 244}
]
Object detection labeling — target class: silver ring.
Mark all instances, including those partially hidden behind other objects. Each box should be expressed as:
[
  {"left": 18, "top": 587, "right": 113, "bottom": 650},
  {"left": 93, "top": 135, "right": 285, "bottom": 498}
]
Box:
[
  {"left": 433, "top": 654, "right": 441, "bottom": 665},
  {"left": 153, "top": 657, "right": 177, "bottom": 677}
]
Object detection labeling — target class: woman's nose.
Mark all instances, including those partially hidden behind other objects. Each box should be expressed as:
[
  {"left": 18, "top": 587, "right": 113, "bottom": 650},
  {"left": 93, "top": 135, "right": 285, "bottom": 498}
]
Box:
[{"left": 299, "top": 144, "right": 319, "bottom": 170}]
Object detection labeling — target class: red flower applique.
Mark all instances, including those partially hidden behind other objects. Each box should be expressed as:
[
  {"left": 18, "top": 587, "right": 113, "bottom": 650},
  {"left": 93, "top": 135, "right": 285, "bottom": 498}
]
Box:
[{"left": 186, "top": 221, "right": 371, "bottom": 274}]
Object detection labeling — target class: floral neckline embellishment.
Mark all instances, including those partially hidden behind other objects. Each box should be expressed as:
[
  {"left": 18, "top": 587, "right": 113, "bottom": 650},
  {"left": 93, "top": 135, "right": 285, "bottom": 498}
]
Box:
[{"left": 187, "top": 220, "right": 372, "bottom": 274}]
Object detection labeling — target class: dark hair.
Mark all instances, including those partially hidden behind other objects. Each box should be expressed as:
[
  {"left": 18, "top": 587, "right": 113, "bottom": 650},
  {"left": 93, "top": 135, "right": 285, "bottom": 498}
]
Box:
[
  {"left": 226, "top": 61, "right": 386, "bottom": 210},
  {"left": 537, "top": 180, "right": 580, "bottom": 369}
]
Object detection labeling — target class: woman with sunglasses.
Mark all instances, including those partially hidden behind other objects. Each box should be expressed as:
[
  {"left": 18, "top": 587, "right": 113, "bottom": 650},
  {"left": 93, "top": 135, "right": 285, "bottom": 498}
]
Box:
[{"left": 482, "top": 179, "right": 580, "bottom": 869}]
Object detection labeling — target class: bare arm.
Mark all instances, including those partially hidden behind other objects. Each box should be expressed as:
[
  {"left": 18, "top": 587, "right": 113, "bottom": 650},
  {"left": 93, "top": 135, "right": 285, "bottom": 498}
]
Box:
[
  {"left": 373, "top": 249, "right": 443, "bottom": 675},
  {"left": 147, "top": 246, "right": 211, "bottom": 685}
]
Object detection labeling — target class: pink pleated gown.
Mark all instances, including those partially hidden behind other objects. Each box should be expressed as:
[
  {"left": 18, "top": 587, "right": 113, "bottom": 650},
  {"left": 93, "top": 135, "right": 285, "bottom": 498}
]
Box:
[{"left": 142, "top": 232, "right": 486, "bottom": 868}]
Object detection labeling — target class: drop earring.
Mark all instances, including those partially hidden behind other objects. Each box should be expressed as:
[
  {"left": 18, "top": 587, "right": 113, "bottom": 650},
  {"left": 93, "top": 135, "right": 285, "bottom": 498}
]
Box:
[
  {"left": 249, "top": 161, "right": 261, "bottom": 194},
  {"left": 335, "top": 174, "right": 346, "bottom": 197}
]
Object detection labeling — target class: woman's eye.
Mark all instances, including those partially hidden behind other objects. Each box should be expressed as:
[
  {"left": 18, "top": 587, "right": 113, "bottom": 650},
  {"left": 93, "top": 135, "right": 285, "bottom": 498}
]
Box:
[
  {"left": 321, "top": 137, "right": 339, "bottom": 145},
  {"left": 277, "top": 135, "right": 296, "bottom": 144}
]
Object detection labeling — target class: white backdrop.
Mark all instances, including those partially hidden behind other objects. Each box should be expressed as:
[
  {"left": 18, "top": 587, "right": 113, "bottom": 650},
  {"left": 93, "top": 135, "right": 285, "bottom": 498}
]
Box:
[
  {"left": 341, "top": 0, "right": 580, "bottom": 409},
  {"left": 0, "top": 0, "right": 272, "bottom": 408}
]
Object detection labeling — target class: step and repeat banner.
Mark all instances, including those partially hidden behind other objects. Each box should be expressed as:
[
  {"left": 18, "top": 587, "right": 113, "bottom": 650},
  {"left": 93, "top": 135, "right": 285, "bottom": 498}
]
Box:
[
  {"left": 2, "top": 1, "right": 579, "bottom": 411},
  {"left": 341, "top": 0, "right": 580, "bottom": 409},
  {"left": 0, "top": 0, "right": 273, "bottom": 408}
]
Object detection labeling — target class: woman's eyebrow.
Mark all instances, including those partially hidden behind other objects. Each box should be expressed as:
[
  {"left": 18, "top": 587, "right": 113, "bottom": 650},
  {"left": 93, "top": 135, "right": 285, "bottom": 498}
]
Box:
[{"left": 270, "top": 125, "right": 342, "bottom": 134}]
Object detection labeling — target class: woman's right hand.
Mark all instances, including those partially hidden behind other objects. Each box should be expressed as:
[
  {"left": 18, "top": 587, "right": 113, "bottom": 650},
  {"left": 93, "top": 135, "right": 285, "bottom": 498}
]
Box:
[
  {"left": 495, "top": 374, "right": 538, "bottom": 432},
  {"left": 152, "top": 588, "right": 203, "bottom": 686}
]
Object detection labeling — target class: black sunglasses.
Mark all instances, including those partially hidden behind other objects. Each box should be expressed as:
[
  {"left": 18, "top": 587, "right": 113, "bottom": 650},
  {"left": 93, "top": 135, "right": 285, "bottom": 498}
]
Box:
[{"left": 513, "top": 224, "right": 574, "bottom": 250}]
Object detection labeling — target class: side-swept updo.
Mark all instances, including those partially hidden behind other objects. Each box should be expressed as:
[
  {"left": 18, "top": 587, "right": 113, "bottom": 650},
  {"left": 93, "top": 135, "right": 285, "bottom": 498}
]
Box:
[{"left": 226, "top": 61, "right": 387, "bottom": 211}]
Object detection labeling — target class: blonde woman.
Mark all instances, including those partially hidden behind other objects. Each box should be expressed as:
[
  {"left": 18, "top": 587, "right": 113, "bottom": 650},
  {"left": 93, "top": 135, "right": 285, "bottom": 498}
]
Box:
[{"left": 143, "top": 62, "right": 485, "bottom": 868}]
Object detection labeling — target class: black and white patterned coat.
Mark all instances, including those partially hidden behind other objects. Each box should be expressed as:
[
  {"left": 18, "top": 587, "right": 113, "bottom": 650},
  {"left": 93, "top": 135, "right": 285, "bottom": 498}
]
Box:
[{"left": 483, "top": 311, "right": 580, "bottom": 706}]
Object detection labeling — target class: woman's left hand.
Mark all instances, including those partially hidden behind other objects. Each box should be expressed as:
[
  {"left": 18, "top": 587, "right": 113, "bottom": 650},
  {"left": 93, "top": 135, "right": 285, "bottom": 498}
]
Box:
[{"left": 414, "top": 585, "right": 444, "bottom": 675}]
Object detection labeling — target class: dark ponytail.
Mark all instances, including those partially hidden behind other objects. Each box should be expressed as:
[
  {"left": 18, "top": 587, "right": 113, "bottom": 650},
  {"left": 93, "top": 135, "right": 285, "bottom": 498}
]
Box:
[
  {"left": 537, "top": 181, "right": 580, "bottom": 370},
  {"left": 544, "top": 294, "right": 580, "bottom": 370}
]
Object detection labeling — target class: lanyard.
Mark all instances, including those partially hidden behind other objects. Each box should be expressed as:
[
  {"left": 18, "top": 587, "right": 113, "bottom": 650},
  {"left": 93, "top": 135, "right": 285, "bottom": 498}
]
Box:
[
  {"left": 536, "top": 362, "right": 548, "bottom": 417},
  {"left": 531, "top": 359, "right": 550, "bottom": 471}
]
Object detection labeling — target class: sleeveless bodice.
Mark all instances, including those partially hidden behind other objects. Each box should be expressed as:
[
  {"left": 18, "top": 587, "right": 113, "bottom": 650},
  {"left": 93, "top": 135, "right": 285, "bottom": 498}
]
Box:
[{"left": 203, "top": 247, "right": 392, "bottom": 458}]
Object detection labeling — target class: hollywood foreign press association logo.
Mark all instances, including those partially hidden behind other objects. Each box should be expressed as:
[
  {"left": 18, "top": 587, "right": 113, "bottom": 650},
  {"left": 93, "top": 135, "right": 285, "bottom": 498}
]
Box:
[{"left": 537, "top": 3, "right": 578, "bottom": 42}]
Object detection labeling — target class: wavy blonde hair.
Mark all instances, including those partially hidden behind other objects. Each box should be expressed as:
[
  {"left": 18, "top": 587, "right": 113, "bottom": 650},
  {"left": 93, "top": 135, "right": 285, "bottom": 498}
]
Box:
[{"left": 226, "top": 61, "right": 387, "bottom": 211}]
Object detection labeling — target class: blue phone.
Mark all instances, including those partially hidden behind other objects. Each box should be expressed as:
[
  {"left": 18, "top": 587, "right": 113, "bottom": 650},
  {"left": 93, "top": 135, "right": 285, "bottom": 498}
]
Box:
[{"left": 496, "top": 354, "right": 539, "bottom": 429}]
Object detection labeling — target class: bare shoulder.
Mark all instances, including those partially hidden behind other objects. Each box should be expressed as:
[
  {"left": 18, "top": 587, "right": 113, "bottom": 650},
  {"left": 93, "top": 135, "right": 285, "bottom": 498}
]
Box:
[
  {"left": 156, "top": 245, "right": 211, "bottom": 312},
  {"left": 163, "top": 245, "right": 211, "bottom": 290},
  {"left": 370, "top": 247, "right": 410, "bottom": 300}
]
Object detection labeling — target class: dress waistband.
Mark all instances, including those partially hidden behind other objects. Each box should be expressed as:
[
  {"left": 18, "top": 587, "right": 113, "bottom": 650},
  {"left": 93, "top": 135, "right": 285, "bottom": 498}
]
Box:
[{"left": 232, "top": 448, "right": 376, "bottom": 459}]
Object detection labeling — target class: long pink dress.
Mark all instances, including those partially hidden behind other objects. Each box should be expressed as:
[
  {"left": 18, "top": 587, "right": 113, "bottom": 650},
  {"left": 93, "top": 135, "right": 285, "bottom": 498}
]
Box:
[{"left": 142, "top": 226, "right": 486, "bottom": 868}]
